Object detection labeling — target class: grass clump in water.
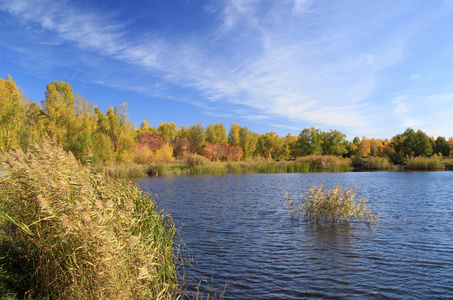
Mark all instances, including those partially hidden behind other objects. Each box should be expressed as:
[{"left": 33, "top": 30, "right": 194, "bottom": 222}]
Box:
[
  {"left": 286, "top": 184, "right": 380, "bottom": 223},
  {"left": 0, "top": 140, "right": 177, "bottom": 299}
]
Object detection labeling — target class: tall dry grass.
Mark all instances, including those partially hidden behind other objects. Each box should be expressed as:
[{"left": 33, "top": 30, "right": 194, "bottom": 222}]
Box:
[
  {"left": 295, "top": 155, "right": 351, "bottom": 172},
  {"left": 364, "top": 157, "right": 394, "bottom": 170},
  {"left": 0, "top": 140, "right": 177, "bottom": 299},
  {"left": 286, "top": 184, "right": 380, "bottom": 223},
  {"left": 405, "top": 157, "right": 445, "bottom": 170}
]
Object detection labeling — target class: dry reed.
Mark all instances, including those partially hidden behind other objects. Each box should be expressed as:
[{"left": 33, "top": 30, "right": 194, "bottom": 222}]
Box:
[
  {"left": 0, "top": 140, "right": 177, "bottom": 299},
  {"left": 286, "top": 184, "right": 380, "bottom": 223}
]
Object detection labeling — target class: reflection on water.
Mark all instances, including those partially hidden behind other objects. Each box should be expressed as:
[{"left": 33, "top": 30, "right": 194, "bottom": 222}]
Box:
[{"left": 136, "top": 172, "right": 453, "bottom": 299}]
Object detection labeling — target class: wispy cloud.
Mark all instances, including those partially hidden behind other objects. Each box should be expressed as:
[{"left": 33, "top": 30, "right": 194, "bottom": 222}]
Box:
[
  {"left": 393, "top": 93, "right": 453, "bottom": 137},
  {"left": 2, "top": 0, "right": 449, "bottom": 137}
]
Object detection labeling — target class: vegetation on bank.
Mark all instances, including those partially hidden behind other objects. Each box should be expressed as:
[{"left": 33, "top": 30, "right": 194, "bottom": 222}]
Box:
[
  {"left": 0, "top": 141, "right": 177, "bottom": 299},
  {"left": 1, "top": 75, "right": 452, "bottom": 177},
  {"left": 286, "top": 184, "right": 380, "bottom": 223}
]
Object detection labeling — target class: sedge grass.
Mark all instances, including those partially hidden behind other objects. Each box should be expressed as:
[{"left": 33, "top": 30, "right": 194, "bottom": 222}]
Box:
[
  {"left": 102, "top": 162, "right": 149, "bottom": 178},
  {"left": 286, "top": 184, "right": 380, "bottom": 223},
  {"left": 405, "top": 157, "right": 445, "bottom": 170},
  {"left": 0, "top": 140, "right": 177, "bottom": 299},
  {"left": 363, "top": 157, "right": 394, "bottom": 170}
]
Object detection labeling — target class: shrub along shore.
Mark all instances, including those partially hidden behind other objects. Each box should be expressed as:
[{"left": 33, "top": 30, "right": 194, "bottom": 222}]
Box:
[{"left": 103, "top": 155, "right": 453, "bottom": 178}]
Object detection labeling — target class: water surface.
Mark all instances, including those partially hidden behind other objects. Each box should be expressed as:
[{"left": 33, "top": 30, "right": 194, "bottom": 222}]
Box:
[{"left": 136, "top": 172, "right": 453, "bottom": 299}]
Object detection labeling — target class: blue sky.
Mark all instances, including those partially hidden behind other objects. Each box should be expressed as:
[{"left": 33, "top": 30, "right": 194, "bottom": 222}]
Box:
[{"left": 1, "top": 0, "right": 453, "bottom": 140}]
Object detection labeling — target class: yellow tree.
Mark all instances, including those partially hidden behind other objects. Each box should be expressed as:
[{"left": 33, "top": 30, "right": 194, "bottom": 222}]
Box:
[
  {"left": 357, "top": 137, "right": 371, "bottom": 157},
  {"left": 158, "top": 122, "right": 178, "bottom": 143},
  {"left": 0, "top": 75, "right": 24, "bottom": 151},
  {"left": 41, "top": 80, "right": 80, "bottom": 146},
  {"left": 228, "top": 123, "right": 240, "bottom": 146}
]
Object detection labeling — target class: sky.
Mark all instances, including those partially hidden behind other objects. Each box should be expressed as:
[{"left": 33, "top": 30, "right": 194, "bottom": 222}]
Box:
[{"left": 1, "top": 0, "right": 453, "bottom": 140}]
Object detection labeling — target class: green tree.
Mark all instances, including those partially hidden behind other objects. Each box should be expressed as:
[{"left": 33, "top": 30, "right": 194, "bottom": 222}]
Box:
[
  {"left": 434, "top": 136, "right": 450, "bottom": 157},
  {"left": 413, "top": 129, "right": 432, "bottom": 157},
  {"left": 322, "top": 130, "right": 348, "bottom": 156},
  {"left": 206, "top": 123, "right": 227, "bottom": 144},
  {"left": 188, "top": 122, "right": 206, "bottom": 154},
  {"left": 239, "top": 127, "right": 259, "bottom": 158},
  {"left": 0, "top": 75, "right": 24, "bottom": 151},
  {"left": 296, "top": 127, "right": 323, "bottom": 156}
]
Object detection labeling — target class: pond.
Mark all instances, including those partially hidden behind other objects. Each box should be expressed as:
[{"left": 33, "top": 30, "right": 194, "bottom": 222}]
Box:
[{"left": 135, "top": 172, "right": 453, "bottom": 299}]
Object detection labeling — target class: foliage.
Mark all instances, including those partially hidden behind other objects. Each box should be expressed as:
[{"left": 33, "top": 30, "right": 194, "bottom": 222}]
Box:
[
  {"left": 0, "top": 75, "right": 25, "bottom": 152},
  {"left": 285, "top": 184, "right": 380, "bottom": 223},
  {"left": 228, "top": 123, "right": 241, "bottom": 146},
  {"left": 434, "top": 137, "right": 451, "bottom": 157},
  {"left": 137, "top": 133, "right": 166, "bottom": 152},
  {"left": 188, "top": 123, "right": 206, "bottom": 154},
  {"left": 172, "top": 137, "right": 191, "bottom": 159},
  {"left": 2, "top": 76, "right": 450, "bottom": 170},
  {"left": 206, "top": 123, "right": 227, "bottom": 145},
  {"left": 0, "top": 140, "right": 177, "bottom": 299},
  {"left": 154, "top": 144, "right": 175, "bottom": 163}
]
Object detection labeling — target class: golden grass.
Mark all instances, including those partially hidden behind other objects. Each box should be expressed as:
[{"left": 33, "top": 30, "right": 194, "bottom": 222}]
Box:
[
  {"left": 405, "top": 157, "right": 445, "bottom": 170},
  {"left": 286, "top": 184, "right": 380, "bottom": 223},
  {"left": 0, "top": 140, "right": 177, "bottom": 299}
]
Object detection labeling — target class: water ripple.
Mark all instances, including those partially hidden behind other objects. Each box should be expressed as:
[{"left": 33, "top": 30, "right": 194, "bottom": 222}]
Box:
[{"left": 136, "top": 172, "right": 453, "bottom": 299}]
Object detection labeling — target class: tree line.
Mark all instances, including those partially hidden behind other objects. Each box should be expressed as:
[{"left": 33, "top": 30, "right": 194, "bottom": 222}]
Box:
[{"left": 1, "top": 75, "right": 452, "bottom": 164}]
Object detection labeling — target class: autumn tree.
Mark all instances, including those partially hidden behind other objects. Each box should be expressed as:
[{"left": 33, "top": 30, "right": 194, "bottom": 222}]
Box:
[
  {"left": 357, "top": 137, "right": 371, "bottom": 157},
  {"left": 172, "top": 138, "right": 191, "bottom": 159},
  {"left": 0, "top": 75, "right": 24, "bottom": 151},
  {"left": 256, "top": 132, "right": 285, "bottom": 159},
  {"left": 203, "top": 144, "right": 226, "bottom": 161},
  {"left": 137, "top": 133, "right": 165, "bottom": 152},
  {"left": 41, "top": 80, "right": 81, "bottom": 146},
  {"left": 178, "top": 126, "right": 190, "bottom": 139},
  {"left": 137, "top": 120, "right": 157, "bottom": 137},
  {"left": 158, "top": 122, "right": 178, "bottom": 143},
  {"left": 228, "top": 123, "right": 240, "bottom": 146},
  {"left": 285, "top": 133, "right": 299, "bottom": 159}
]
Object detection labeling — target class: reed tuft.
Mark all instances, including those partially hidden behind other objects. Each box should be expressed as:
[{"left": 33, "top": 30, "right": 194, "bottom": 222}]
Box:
[
  {"left": 286, "top": 184, "right": 380, "bottom": 223},
  {"left": 0, "top": 140, "right": 177, "bottom": 299},
  {"left": 364, "top": 157, "right": 394, "bottom": 170},
  {"left": 405, "top": 157, "right": 445, "bottom": 170}
]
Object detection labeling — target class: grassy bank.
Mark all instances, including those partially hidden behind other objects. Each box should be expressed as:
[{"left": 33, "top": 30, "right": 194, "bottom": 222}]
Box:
[
  {"left": 143, "top": 155, "right": 353, "bottom": 176},
  {"left": 98, "top": 155, "right": 453, "bottom": 179},
  {"left": 405, "top": 157, "right": 446, "bottom": 171},
  {"left": 0, "top": 141, "right": 177, "bottom": 299}
]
